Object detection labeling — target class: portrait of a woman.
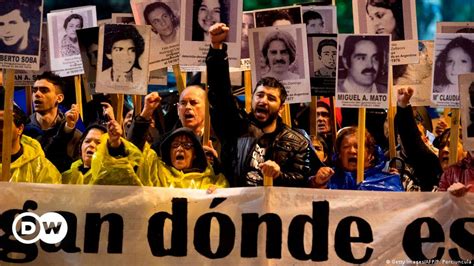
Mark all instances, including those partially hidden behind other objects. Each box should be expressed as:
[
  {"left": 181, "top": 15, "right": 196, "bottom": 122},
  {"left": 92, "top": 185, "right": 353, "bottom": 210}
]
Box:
[
  {"left": 192, "top": 0, "right": 229, "bottom": 42},
  {"left": 61, "top": 13, "right": 83, "bottom": 57},
  {"left": 433, "top": 36, "right": 474, "bottom": 94},
  {"left": 365, "top": 0, "right": 404, "bottom": 41}
]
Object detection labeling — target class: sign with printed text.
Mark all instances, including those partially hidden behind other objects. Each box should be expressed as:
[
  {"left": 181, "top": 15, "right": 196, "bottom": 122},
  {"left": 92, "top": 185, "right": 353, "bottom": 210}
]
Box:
[{"left": 0, "top": 183, "right": 472, "bottom": 265}]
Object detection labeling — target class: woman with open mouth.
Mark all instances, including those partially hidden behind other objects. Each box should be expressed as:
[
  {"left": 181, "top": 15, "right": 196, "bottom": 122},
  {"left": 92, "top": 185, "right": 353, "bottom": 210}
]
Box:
[{"left": 156, "top": 127, "right": 228, "bottom": 190}]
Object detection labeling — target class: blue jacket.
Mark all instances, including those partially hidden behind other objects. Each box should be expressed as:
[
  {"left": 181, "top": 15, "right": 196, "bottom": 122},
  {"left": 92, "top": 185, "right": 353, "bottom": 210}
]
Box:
[{"left": 328, "top": 146, "right": 404, "bottom": 191}]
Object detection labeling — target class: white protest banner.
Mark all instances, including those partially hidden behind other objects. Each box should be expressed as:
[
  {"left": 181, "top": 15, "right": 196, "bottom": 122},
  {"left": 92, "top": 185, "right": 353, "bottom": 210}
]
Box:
[{"left": 1, "top": 183, "right": 473, "bottom": 265}]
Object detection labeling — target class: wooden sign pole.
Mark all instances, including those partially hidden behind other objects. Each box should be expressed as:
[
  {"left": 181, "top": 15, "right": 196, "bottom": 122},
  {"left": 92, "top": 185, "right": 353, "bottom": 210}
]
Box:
[
  {"left": 74, "top": 75, "right": 83, "bottom": 120},
  {"left": 25, "top": 86, "right": 33, "bottom": 116},
  {"left": 448, "top": 108, "right": 460, "bottom": 165},
  {"left": 281, "top": 104, "right": 292, "bottom": 127},
  {"left": 310, "top": 96, "right": 317, "bottom": 136},
  {"left": 388, "top": 68, "right": 396, "bottom": 159},
  {"left": 81, "top": 75, "right": 93, "bottom": 103},
  {"left": 329, "top": 96, "right": 337, "bottom": 146},
  {"left": 116, "top": 94, "right": 124, "bottom": 126},
  {"left": 1, "top": 69, "right": 15, "bottom": 181},
  {"left": 357, "top": 108, "right": 366, "bottom": 184},
  {"left": 244, "top": 70, "right": 252, "bottom": 113},
  {"left": 172, "top": 65, "right": 186, "bottom": 94},
  {"left": 134, "top": 95, "right": 143, "bottom": 116}
]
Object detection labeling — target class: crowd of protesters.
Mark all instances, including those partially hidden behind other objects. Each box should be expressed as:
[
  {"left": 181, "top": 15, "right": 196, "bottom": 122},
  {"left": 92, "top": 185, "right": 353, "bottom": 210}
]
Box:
[{"left": 1, "top": 23, "right": 472, "bottom": 197}]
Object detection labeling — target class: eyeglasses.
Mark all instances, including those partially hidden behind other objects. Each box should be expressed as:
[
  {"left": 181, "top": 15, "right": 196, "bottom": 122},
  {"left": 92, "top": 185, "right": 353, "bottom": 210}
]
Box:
[{"left": 171, "top": 141, "right": 194, "bottom": 150}]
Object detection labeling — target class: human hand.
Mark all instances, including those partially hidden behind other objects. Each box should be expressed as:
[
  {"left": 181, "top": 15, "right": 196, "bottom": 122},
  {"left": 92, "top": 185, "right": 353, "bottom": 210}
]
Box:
[
  {"left": 141, "top": 92, "right": 161, "bottom": 119},
  {"left": 65, "top": 104, "right": 79, "bottom": 128},
  {"left": 447, "top": 182, "right": 472, "bottom": 197},
  {"left": 107, "top": 119, "right": 123, "bottom": 148},
  {"left": 259, "top": 160, "right": 281, "bottom": 179},
  {"left": 310, "top": 167, "right": 334, "bottom": 188},
  {"left": 203, "top": 140, "right": 218, "bottom": 165},
  {"left": 207, "top": 185, "right": 217, "bottom": 194},
  {"left": 209, "top": 23, "right": 229, "bottom": 49},
  {"left": 101, "top": 102, "right": 115, "bottom": 121},
  {"left": 397, "top": 87, "right": 414, "bottom": 108}
]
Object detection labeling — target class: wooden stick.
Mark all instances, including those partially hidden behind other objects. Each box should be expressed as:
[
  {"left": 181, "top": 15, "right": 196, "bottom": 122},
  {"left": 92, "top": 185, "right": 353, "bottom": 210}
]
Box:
[
  {"left": 116, "top": 94, "right": 124, "bottom": 126},
  {"left": 25, "top": 86, "right": 33, "bottom": 116},
  {"left": 357, "top": 108, "right": 366, "bottom": 184},
  {"left": 388, "top": 68, "right": 396, "bottom": 159},
  {"left": 310, "top": 96, "right": 317, "bottom": 136},
  {"left": 448, "top": 108, "right": 460, "bottom": 165},
  {"left": 134, "top": 95, "right": 142, "bottom": 116},
  {"left": 81, "top": 74, "right": 93, "bottom": 103},
  {"left": 281, "top": 104, "right": 292, "bottom": 127},
  {"left": 1, "top": 69, "right": 15, "bottom": 182},
  {"left": 329, "top": 96, "right": 337, "bottom": 146},
  {"left": 203, "top": 84, "right": 211, "bottom": 145},
  {"left": 244, "top": 70, "right": 252, "bottom": 113},
  {"left": 74, "top": 75, "right": 83, "bottom": 120},
  {"left": 172, "top": 65, "right": 186, "bottom": 94},
  {"left": 263, "top": 175, "right": 273, "bottom": 187}
]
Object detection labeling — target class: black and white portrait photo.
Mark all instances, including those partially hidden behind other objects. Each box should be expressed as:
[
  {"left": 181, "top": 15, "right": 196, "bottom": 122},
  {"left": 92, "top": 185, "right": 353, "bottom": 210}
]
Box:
[
  {"left": 47, "top": 6, "right": 97, "bottom": 77},
  {"left": 308, "top": 34, "right": 337, "bottom": 96},
  {"left": 437, "top": 22, "right": 474, "bottom": 34},
  {"left": 96, "top": 24, "right": 150, "bottom": 95},
  {"left": 302, "top": 5, "right": 337, "bottom": 34},
  {"left": 353, "top": 0, "right": 417, "bottom": 41},
  {"left": 336, "top": 34, "right": 390, "bottom": 108},
  {"left": 249, "top": 24, "right": 311, "bottom": 104},
  {"left": 77, "top": 27, "right": 99, "bottom": 93},
  {"left": 241, "top": 11, "right": 255, "bottom": 59},
  {"left": 255, "top": 6, "right": 302, "bottom": 28},
  {"left": 432, "top": 33, "right": 474, "bottom": 107},
  {"left": 0, "top": 0, "right": 43, "bottom": 70},
  {"left": 131, "top": 0, "right": 180, "bottom": 69},
  {"left": 459, "top": 74, "right": 474, "bottom": 151},
  {"left": 180, "top": 0, "right": 242, "bottom": 69}
]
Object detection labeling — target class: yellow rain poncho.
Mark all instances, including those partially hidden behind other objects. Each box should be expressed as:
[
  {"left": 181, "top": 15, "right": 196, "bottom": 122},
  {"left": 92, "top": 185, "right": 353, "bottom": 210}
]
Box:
[
  {"left": 63, "top": 133, "right": 154, "bottom": 186},
  {"left": 4, "top": 135, "right": 61, "bottom": 184},
  {"left": 157, "top": 127, "right": 229, "bottom": 189}
]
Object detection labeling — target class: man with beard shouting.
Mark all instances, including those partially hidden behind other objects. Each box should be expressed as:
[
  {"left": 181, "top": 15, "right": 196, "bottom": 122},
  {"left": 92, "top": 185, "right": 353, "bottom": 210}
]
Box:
[{"left": 206, "top": 23, "right": 321, "bottom": 187}]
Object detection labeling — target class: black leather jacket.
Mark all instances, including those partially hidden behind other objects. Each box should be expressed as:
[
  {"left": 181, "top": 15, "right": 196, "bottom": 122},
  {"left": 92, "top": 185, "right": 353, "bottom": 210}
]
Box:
[{"left": 206, "top": 44, "right": 319, "bottom": 187}]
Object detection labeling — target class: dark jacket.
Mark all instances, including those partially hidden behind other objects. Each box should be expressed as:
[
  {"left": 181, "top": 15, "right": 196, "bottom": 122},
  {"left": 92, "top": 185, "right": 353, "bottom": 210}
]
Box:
[
  {"left": 24, "top": 112, "right": 82, "bottom": 172},
  {"left": 206, "top": 44, "right": 319, "bottom": 187},
  {"left": 395, "top": 105, "right": 442, "bottom": 191}
]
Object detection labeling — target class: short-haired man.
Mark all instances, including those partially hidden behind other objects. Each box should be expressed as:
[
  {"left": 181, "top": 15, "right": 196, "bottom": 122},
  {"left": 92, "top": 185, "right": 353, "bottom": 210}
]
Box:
[
  {"left": 144, "top": 2, "right": 179, "bottom": 45},
  {"left": 261, "top": 30, "right": 299, "bottom": 81},
  {"left": 207, "top": 23, "right": 320, "bottom": 187},
  {"left": 338, "top": 35, "right": 387, "bottom": 94},
  {"left": 0, "top": 0, "right": 41, "bottom": 55},
  {"left": 23, "top": 71, "right": 82, "bottom": 172},
  {"left": 303, "top": 10, "right": 324, "bottom": 34},
  {"left": 315, "top": 39, "right": 337, "bottom": 77},
  {"left": 102, "top": 24, "right": 145, "bottom": 82}
]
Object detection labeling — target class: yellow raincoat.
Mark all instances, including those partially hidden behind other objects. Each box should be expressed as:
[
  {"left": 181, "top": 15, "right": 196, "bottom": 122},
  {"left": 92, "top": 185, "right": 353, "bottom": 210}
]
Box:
[
  {"left": 62, "top": 135, "right": 157, "bottom": 186},
  {"left": 4, "top": 135, "right": 61, "bottom": 184},
  {"left": 156, "top": 158, "right": 229, "bottom": 189}
]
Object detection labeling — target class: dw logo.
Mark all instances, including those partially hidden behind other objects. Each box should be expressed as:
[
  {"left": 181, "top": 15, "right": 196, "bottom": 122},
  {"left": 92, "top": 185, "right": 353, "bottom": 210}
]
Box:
[{"left": 12, "top": 212, "right": 68, "bottom": 244}]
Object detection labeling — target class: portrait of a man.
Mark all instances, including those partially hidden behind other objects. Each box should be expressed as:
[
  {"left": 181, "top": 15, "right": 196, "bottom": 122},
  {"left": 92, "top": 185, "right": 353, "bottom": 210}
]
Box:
[
  {"left": 0, "top": 0, "right": 42, "bottom": 56},
  {"left": 77, "top": 27, "right": 99, "bottom": 83},
  {"left": 315, "top": 39, "right": 337, "bottom": 77},
  {"left": 338, "top": 35, "right": 388, "bottom": 94},
  {"left": 102, "top": 24, "right": 145, "bottom": 82},
  {"left": 303, "top": 10, "right": 324, "bottom": 34},
  {"left": 144, "top": 1, "right": 179, "bottom": 45},
  {"left": 261, "top": 30, "right": 299, "bottom": 81},
  {"left": 241, "top": 12, "right": 254, "bottom": 59}
]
